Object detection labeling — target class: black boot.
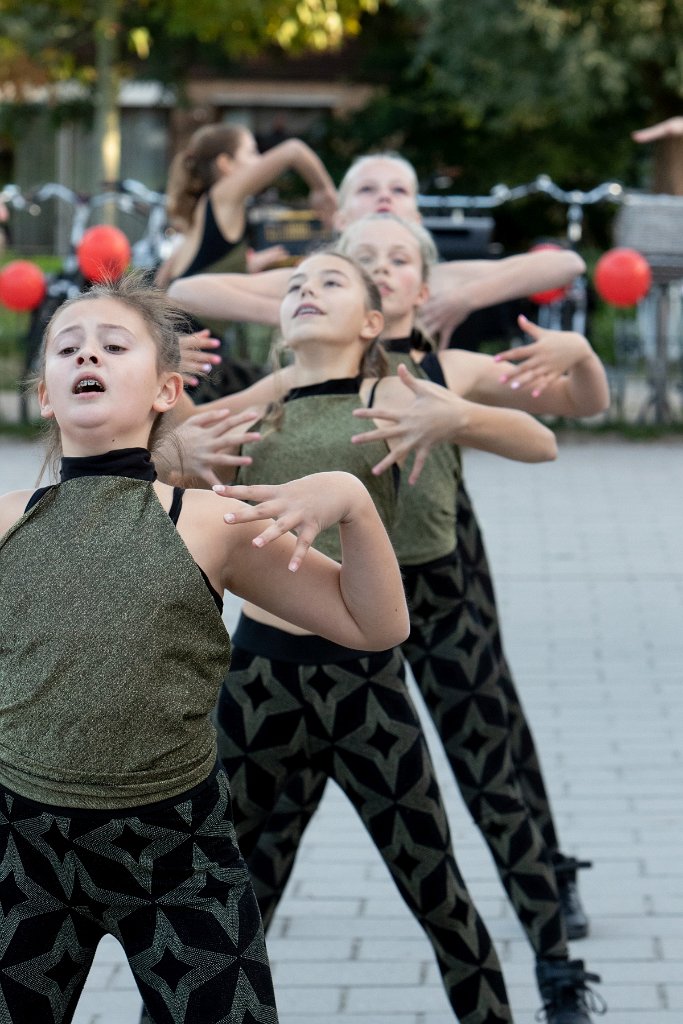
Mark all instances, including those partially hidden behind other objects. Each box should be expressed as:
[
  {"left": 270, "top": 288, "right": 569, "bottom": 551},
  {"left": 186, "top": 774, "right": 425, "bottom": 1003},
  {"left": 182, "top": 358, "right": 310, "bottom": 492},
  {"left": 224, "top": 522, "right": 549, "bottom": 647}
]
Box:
[
  {"left": 535, "top": 958, "right": 606, "bottom": 1024},
  {"left": 553, "top": 853, "right": 591, "bottom": 940}
]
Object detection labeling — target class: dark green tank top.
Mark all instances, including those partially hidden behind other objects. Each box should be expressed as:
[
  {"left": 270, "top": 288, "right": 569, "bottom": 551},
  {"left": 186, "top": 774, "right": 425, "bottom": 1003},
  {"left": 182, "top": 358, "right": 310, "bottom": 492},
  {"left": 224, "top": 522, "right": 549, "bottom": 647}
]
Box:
[
  {"left": 0, "top": 476, "right": 231, "bottom": 809},
  {"left": 238, "top": 379, "right": 397, "bottom": 562},
  {"left": 383, "top": 350, "right": 462, "bottom": 565}
]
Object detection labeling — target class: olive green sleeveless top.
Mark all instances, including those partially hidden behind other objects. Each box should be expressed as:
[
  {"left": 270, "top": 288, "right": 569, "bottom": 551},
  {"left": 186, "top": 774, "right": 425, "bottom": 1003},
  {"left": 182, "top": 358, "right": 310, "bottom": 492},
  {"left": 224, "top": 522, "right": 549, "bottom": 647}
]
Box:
[
  {"left": 0, "top": 476, "right": 231, "bottom": 809},
  {"left": 238, "top": 380, "right": 397, "bottom": 562},
  {"left": 383, "top": 350, "right": 462, "bottom": 566}
]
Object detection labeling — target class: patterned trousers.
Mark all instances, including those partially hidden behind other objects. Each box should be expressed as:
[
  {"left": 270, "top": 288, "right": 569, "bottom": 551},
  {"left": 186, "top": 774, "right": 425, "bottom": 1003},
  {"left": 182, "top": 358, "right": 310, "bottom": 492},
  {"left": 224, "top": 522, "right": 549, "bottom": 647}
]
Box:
[
  {"left": 216, "top": 636, "right": 512, "bottom": 1024},
  {"left": 0, "top": 769, "right": 277, "bottom": 1024},
  {"left": 454, "top": 480, "right": 560, "bottom": 853},
  {"left": 246, "top": 485, "right": 568, "bottom": 963}
]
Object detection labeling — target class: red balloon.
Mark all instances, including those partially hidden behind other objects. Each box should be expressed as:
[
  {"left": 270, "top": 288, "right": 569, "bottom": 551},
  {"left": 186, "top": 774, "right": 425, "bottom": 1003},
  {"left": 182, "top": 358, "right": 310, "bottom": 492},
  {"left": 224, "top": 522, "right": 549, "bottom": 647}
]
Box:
[
  {"left": 528, "top": 242, "right": 570, "bottom": 305},
  {"left": 0, "top": 260, "right": 47, "bottom": 311},
  {"left": 77, "top": 225, "right": 131, "bottom": 283},
  {"left": 594, "top": 247, "right": 652, "bottom": 307}
]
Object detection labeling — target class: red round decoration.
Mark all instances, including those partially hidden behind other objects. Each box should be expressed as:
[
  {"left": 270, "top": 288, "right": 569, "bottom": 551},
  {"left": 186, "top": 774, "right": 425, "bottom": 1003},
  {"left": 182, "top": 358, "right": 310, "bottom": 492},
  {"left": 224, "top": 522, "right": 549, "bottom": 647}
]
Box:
[
  {"left": 528, "top": 242, "right": 570, "bottom": 305},
  {"left": 0, "top": 260, "right": 47, "bottom": 311},
  {"left": 77, "top": 225, "right": 131, "bottom": 283},
  {"left": 594, "top": 247, "right": 652, "bottom": 307}
]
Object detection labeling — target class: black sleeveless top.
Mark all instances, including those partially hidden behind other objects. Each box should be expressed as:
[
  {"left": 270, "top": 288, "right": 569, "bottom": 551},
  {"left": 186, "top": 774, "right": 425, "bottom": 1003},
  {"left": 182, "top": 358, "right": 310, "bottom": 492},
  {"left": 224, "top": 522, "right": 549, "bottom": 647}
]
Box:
[{"left": 177, "top": 195, "right": 248, "bottom": 279}]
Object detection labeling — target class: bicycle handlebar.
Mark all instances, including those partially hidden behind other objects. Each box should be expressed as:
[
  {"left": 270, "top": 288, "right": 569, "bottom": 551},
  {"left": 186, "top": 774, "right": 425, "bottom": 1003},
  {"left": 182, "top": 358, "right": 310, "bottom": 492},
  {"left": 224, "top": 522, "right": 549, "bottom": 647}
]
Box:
[{"left": 417, "top": 174, "right": 625, "bottom": 211}]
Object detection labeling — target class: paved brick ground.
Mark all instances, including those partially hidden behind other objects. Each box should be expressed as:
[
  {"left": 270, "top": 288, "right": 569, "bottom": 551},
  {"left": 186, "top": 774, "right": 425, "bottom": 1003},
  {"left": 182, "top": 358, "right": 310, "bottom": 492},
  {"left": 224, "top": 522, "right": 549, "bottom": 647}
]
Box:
[{"left": 1, "top": 433, "right": 682, "bottom": 1023}]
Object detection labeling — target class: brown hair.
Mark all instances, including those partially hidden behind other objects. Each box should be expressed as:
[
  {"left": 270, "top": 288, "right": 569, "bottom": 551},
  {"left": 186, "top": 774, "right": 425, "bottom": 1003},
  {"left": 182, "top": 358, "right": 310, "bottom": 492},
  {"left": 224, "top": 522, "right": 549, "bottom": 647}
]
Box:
[
  {"left": 166, "top": 123, "right": 249, "bottom": 228},
  {"left": 34, "top": 272, "right": 186, "bottom": 479},
  {"left": 327, "top": 250, "right": 387, "bottom": 379}
]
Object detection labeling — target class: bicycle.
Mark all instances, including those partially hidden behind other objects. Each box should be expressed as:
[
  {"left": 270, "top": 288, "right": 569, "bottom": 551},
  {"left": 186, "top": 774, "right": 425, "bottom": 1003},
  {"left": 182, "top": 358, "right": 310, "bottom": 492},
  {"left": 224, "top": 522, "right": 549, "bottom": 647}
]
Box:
[{"left": 418, "top": 174, "right": 625, "bottom": 337}]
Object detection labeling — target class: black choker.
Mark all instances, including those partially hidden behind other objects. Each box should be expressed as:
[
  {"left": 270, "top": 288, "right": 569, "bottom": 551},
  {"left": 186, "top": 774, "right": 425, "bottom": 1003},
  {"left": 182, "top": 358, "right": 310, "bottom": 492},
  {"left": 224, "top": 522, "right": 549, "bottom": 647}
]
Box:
[
  {"left": 384, "top": 329, "right": 433, "bottom": 354},
  {"left": 286, "top": 376, "right": 362, "bottom": 401},
  {"left": 60, "top": 447, "right": 157, "bottom": 483}
]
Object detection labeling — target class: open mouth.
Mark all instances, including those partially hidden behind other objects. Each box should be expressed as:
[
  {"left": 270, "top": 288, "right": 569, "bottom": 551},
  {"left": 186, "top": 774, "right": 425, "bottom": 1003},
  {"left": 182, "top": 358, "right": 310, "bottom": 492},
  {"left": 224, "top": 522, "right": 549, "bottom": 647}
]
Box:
[
  {"left": 73, "top": 377, "right": 105, "bottom": 395},
  {"left": 294, "top": 304, "right": 322, "bottom": 318}
]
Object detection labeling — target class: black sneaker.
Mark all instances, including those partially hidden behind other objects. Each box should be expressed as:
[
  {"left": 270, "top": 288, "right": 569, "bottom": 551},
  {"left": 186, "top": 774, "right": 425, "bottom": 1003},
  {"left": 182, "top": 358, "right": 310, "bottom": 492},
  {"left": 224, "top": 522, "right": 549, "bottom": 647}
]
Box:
[
  {"left": 535, "top": 958, "right": 606, "bottom": 1024},
  {"left": 553, "top": 853, "right": 592, "bottom": 940}
]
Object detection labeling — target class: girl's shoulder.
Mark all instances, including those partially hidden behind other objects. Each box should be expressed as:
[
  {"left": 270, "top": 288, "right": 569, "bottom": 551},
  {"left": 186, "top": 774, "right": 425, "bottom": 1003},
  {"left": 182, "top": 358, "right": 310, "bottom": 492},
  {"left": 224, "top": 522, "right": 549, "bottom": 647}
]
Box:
[
  {"left": 360, "top": 372, "right": 411, "bottom": 409},
  {"left": 167, "top": 485, "right": 247, "bottom": 591},
  {"left": 0, "top": 489, "right": 35, "bottom": 537}
]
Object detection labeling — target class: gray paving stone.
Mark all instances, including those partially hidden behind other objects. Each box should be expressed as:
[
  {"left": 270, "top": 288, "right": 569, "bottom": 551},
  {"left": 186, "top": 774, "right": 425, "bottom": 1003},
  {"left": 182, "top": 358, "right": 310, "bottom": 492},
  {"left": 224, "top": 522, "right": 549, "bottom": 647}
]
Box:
[{"left": 273, "top": 960, "right": 423, "bottom": 987}]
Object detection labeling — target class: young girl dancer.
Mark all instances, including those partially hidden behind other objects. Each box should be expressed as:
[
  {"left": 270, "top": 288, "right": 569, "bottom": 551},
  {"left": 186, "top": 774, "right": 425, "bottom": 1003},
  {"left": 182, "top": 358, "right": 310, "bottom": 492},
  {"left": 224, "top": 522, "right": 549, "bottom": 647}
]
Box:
[
  {"left": 167, "top": 155, "right": 600, "bottom": 939},
  {"left": 0, "top": 274, "right": 410, "bottom": 1024},
  {"left": 242, "top": 217, "right": 608, "bottom": 1024},
  {"left": 155, "top": 121, "right": 336, "bottom": 287},
  {"left": 204, "top": 249, "right": 564, "bottom": 1024}
]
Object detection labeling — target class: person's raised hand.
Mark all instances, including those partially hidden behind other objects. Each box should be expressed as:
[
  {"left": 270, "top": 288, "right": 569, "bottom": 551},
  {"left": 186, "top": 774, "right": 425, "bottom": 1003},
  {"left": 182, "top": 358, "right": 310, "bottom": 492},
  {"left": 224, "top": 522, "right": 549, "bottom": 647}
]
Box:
[
  {"left": 215, "top": 471, "right": 367, "bottom": 573},
  {"left": 175, "top": 408, "right": 261, "bottom": 488},
  {"left": 178, "top": 329, "right": 222, "bottom": 387},
  {"left": 493, "top": 314, "right": 592, "bottom": 398},
  {"left": 632, "top": 117, "right": 683, "bottom": 144},
  {"left": 352, "top": 364, "right": 470, "bottom": 484}
]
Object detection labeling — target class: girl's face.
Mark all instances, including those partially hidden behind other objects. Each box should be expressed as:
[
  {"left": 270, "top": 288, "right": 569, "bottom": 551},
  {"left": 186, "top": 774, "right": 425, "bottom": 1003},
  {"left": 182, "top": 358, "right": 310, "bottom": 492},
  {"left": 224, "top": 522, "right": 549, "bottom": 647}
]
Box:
[
  {"left": 343, "top": 219, "right": 428, "bottom": 336},
  {"left": 231, "top": 130, "right": 259, "bottom": 170},
  {"left": 39, "top": 297, "right": 180, "bottom": 447},
  {"left": 280, "top": 253, "right": 382, "bottom": 352},
  {"left": 337, "top": 159, "right": 420, "bottom": 228}
]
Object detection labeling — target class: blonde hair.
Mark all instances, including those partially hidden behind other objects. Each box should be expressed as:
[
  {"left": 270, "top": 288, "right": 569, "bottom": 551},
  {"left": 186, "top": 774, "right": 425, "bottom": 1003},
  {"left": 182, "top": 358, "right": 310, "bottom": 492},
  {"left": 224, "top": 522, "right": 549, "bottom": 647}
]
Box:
[
  {"left": 336, "top": 213, "right": 439, "bottom": 350},
  {"left": 166, "top": 123, "right": 249, "bottom": 228},
  {"left": 337, "top": 152, "right": 419, "bottom": 209},
  {"left": 336, "top": 213, "right": 438, "bottom": 283}
]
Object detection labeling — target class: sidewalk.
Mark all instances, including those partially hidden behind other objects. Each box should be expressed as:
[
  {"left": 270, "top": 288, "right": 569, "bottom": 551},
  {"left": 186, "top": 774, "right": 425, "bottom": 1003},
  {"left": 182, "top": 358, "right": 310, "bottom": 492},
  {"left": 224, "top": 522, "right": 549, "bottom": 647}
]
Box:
[{"left": 1, "top": 434, "right": 682, "bottom": 1023}]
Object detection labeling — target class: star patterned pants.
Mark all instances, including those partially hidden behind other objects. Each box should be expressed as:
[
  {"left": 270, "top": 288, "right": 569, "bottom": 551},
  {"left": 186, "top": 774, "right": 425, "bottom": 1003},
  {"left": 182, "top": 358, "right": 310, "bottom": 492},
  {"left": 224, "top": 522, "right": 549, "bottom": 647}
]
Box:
[
  {"left": 0, "top": 769, "right": 277, "bottom": 1024},
  {"left": 453, "top": 480, "right": 561, "bottom": 854},
  {"left": 245, "top": 548, "right": 569, "bottom": 963},
  {"left": 215, "top": 630, "right": 512, "bottom": 1024}
]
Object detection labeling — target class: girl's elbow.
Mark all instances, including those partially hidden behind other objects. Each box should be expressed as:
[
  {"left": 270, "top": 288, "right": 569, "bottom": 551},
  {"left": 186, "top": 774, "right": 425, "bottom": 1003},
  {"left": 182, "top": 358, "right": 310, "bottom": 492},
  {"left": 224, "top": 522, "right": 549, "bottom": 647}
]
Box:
[
  {"left": 533, "top": 432, "right": 558, "bottom": 462},
  {"left": 368, "top": 604, "right": 410, "bottom": 650},
  {"left": 394, "top": 607, "right": 411, "bottom": 645}
]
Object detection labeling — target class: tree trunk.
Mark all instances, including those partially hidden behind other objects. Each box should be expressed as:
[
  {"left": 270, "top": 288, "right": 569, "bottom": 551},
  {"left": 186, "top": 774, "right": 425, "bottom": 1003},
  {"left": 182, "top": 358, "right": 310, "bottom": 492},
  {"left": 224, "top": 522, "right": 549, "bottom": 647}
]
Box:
[{"left": 94, "top": 0, "right": 121, "bottom": 218}]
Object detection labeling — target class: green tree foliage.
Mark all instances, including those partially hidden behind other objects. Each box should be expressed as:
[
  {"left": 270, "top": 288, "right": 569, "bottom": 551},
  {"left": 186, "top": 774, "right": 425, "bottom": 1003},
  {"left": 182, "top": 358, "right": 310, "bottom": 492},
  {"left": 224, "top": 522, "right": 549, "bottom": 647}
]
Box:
[
  {"left": 0, "top": 0, "right": 383, "bottom": 94},
  {"left": 392, "top": 0, "right": 683, "bottom": 187},
  {"left": 406, "top": 0, "right": 683, "bottom": 129},
  {"left": 0, "top": 0, "right": 384, "bottom": 183}
]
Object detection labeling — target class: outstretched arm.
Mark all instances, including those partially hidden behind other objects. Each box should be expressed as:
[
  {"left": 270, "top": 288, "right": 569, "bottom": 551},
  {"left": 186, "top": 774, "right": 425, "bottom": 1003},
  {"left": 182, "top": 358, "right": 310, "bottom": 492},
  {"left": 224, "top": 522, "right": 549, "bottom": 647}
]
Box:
[
  {"left": 421, "top": 248, "right": 586, "bottom": 347},
  {"left": 168, "top": 268, "right": 288, "bottom": 325},
  {"left": 632, "top": 117, "right": 683, "bottom": 143},
  {"left": 209, "top": 473, "right": 410, "bottom": 650},
  {"left": 215, "top": 139, "right": 338, "bottom": 227},
  {"left": 489, "top": 315, "right": 610, "bottom": 417},
  {"left": 351, "top": 365, "right": 557, "bottom": 483}
]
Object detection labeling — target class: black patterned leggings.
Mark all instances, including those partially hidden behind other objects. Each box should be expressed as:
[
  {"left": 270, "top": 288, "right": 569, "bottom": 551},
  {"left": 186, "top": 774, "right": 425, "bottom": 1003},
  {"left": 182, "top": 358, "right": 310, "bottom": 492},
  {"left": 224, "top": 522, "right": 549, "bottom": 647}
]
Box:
[
  {"left": 248, "top": 520, "right": 568, "bottom": 961},
  {"left": 0, "top": 769, "right": 277, "bottom": 1024},
  {"left": 216, "top": 629, "right": 512, "bottom": 1024},
  {"left": 454, "top": 480, "right": 560, "bottom": 853}
]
